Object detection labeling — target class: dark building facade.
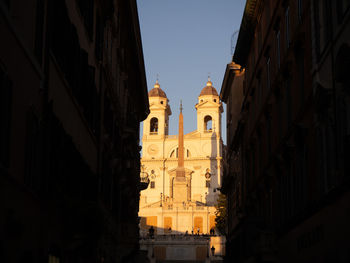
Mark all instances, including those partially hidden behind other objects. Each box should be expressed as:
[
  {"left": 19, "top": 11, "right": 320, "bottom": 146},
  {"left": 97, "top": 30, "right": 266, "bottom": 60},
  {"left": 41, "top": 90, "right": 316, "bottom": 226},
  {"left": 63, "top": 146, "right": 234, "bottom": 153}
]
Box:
[
  {"left": 0, "top": 0, "right": 149, "bottom": 262},
  {"left": 221, "top": 0, "right": 350, "bottom": 262}
]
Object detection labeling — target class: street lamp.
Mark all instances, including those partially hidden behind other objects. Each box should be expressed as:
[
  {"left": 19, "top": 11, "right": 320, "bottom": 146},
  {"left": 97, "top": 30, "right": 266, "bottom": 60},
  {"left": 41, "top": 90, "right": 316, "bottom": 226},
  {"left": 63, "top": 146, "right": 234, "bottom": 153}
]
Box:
[{"left": 211, "top": 245, "right": 215, "bottom": 256}]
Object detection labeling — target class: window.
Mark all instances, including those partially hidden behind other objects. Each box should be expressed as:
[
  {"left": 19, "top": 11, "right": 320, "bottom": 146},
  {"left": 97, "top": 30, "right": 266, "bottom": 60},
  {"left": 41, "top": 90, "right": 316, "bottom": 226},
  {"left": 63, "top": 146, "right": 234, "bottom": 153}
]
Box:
[
  {"left": 257, "top": 73, "right": 262, "bottom": 109},
  {"left": 286, "top": 78, "right": 292, "bottom": 127},
  {"left": 170, "top": 147, "right": 191, "bottom": 158},
  {"left": 150, "top": 117, "right": 158, "bottom": 134},
  {"left": 251, "top": 45, "right": 256, "bottom": 71},
  {"left": 276, "top": 30, "right": 281, "bottom": 68},
  {"left": 267, "top": 116, "right": 271, "bottom": 156},
  {"left": 258, "top": 136, "right": 263, "bottom": 177},
  {"left": 204, "top": 115, "right": 212, "bottom": 131},
  {"left": 251, "top": 92, "right": 256, "bottom": 124},
  {"left": 258, "top": 24, "right": 263, "bottom": 53},
  {"left": 278, "top": 94, "right": 283, "bottom": 139},
  {"left": 160, "top": 101, "right": 163, "bottom": 104},
  {"left": 150, "top": 181, "right": 155, "bottom": 189},
  {"left": 266, "top": 57, "right": 271, "bottom": 91},
  {"left": 251, "top": 147, "right": 256, "bottom": 178},
  {"left": 285, "top": 6, "right": 290, "bottom": 49},
  {"left": 298, "top": 0, "right": 303, "bottom": 21},
  {"left": 297, "top": 51, "right": 305, "bottom": 104}
]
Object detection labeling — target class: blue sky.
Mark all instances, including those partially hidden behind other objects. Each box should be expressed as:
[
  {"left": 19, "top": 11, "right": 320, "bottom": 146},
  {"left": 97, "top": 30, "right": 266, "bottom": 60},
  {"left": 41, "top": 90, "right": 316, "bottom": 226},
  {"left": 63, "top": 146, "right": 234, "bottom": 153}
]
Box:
[{"left": 137, "top": 0, "right": 246, "bottom": 143}]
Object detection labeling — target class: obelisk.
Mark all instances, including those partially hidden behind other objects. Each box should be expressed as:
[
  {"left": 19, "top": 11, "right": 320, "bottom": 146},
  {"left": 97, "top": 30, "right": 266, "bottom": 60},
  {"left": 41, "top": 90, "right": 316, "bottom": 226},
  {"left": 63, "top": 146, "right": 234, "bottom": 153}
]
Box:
[
  {"left": 176, "top": 101, "right": 185, "bottom": 178},
  {"left": 173, "top": 101, "right": 187, "bottom": 202}
]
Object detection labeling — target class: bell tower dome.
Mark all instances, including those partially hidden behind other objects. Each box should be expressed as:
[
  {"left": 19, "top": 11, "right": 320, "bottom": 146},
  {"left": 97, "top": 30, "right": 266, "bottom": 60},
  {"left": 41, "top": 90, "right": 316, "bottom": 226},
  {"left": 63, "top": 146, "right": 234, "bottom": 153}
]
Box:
[
  {"left": 195, "top": 77, "right": 223, "bottom": 136},
  {"left": 143, "top": 79, "right": 172, "bottom": 139}
]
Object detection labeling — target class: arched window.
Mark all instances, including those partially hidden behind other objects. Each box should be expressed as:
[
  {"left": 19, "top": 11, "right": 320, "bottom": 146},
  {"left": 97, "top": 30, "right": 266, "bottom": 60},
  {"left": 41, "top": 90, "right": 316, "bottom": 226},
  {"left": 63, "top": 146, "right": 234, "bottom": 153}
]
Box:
[
  {"left": 170, "top": 148, "right": 191, "bottom": 158},
  {"left": 150, "top": 117, "right": 158, "bottom": 134},
  {"left": 204, "top": 115, "right": 212, "bottom": 132},
  {"left": 170, "top": 148, "right": 179, "bottom": 158}
]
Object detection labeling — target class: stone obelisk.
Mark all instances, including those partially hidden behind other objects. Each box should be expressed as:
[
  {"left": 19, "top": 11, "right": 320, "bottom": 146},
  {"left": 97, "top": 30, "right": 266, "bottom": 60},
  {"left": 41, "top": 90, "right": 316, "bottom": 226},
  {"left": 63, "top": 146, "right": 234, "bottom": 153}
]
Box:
[
  {"left": 173, "top": 101, "right": 187, "bottom": 202},
  {"left": 176, "top": 101, "right": 185, "bottom": 177}
]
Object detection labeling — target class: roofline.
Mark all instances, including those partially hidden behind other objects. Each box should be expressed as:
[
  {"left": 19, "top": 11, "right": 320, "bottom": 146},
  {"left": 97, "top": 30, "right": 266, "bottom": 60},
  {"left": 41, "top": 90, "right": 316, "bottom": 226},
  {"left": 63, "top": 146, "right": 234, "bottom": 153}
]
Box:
[
  {"left": 232, "top": 0, "right": 260, "bottom": 66},
  {"left": 129, "top": 0, "right": 150, "bottom": 120},
  {"left": 220, "top": 62, "right": 241, "bottom": 103}
]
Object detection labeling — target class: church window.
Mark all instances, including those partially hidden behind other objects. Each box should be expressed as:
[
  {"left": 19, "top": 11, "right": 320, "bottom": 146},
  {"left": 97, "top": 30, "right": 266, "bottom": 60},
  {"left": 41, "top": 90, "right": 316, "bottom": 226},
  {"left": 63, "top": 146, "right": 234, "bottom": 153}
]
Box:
[
  {"left": 150, "top": 117, "right": 158, "bottom": 134},
  {"left": 170, "top": 148, "right": 191, "bottom": 158},
  {"left": 160, "top": 101, "right": 163, "bottom": 104},
  {"left": 214, "top": 99, "right": 217, "bottom": 102},
  {"left": 204, "top": 115, "right": 212, "bottom": 132},
  {"left": 150, "top": 181, "right": 155, "bottom": 189}
]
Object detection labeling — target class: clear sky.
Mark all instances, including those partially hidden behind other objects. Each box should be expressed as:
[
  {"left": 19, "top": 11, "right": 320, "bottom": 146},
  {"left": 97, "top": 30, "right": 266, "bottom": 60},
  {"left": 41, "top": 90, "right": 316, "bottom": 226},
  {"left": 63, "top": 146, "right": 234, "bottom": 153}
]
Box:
[{"left": 137, "top": 0, "right": 246, "bottom": 143}]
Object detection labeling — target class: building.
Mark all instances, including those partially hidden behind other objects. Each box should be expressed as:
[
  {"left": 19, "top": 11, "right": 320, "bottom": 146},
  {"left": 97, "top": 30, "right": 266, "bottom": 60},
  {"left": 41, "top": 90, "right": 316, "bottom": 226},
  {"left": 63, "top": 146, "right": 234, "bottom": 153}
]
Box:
[
  {"left": 220, "top": 0, "right": 350, "bottom": 262},
  {"left": 0, "top": 0, "right": 149, "bottom": 262},
  {"left": 139, "top": 79, "right": 225, "bottom": 262}
]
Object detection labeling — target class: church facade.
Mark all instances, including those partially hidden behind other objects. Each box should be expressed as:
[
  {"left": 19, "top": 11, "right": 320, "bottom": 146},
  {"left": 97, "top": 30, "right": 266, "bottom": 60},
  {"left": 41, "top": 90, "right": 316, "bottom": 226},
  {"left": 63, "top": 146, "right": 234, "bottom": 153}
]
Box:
[{"left": 139, "top": 79, "right": 225, "bottom": 261}]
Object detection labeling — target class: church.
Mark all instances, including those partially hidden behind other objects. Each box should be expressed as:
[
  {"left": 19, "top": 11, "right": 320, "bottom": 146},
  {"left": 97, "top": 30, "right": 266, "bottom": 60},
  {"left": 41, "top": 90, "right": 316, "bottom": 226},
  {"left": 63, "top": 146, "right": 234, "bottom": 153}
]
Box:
[{"left": 139, "top": 78, "right": 225, "bottom": 261}]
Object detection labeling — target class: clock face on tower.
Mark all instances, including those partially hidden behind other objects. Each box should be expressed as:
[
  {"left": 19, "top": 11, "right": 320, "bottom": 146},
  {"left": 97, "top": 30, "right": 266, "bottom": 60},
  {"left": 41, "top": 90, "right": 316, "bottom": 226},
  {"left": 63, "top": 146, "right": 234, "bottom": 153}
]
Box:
[{"left": 147, "top": 144, "right": 159, "bottom": 155}]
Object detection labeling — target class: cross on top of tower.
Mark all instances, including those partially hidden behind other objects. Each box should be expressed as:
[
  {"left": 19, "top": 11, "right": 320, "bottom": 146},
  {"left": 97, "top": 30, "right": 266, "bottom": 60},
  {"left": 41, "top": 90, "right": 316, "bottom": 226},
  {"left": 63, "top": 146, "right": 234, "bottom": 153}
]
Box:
[
  {"left": 207, "top": 73, "right": 212, "bottom": 87},
  {"left": 154, "top": 74, "right": 160, "bottom": 88}
]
